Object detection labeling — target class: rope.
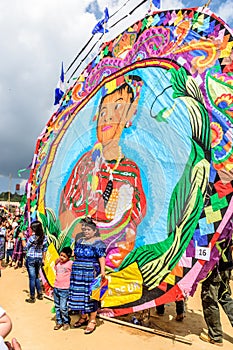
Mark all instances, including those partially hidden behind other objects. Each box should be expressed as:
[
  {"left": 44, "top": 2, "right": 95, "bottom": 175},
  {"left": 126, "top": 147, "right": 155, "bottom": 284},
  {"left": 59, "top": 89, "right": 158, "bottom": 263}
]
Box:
[{"left": 66, "top": 0, "right": 150, "bottom": 81}]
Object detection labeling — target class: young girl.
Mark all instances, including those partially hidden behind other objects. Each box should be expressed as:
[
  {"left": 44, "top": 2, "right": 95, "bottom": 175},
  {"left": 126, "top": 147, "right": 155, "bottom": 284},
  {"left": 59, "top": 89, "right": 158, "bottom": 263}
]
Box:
[
  {"left": 53, "top": 247, "right": 73, "bottom": 331},
  {"left": 19, "top": 221, "right": 48, "bottom": 303}
]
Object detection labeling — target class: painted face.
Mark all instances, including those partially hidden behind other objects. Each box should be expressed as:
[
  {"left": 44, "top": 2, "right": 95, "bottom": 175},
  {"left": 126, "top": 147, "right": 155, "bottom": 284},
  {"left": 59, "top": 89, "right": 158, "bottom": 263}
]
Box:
[
  {"left": 97, "top": 86, "right": 134, "bottom": 145},
  {"left": 83, "top": 225, "right": 97, "bottom": 240}
]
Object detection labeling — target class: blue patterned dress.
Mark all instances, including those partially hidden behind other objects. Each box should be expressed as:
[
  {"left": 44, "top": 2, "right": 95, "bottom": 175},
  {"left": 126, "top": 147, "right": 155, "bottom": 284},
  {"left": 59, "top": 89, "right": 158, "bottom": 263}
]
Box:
[{"left": 69, "top": 238, "right": 106, "bottom": 313}]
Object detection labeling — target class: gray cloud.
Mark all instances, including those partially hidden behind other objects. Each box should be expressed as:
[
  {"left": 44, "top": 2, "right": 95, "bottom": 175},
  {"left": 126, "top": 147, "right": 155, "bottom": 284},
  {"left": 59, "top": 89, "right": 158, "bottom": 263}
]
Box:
[
  {"left": 0, "top": 0, "right": 98, "bottom": 182},
  {"left": 86, "top": 0, "right": 102, "bottom": 19}
]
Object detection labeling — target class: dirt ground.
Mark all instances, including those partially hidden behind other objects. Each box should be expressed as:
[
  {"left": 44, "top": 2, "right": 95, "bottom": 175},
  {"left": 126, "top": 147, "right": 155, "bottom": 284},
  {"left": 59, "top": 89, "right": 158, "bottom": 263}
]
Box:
[{"left": 0, "top": 267, "right": 233, "bottom": 350}]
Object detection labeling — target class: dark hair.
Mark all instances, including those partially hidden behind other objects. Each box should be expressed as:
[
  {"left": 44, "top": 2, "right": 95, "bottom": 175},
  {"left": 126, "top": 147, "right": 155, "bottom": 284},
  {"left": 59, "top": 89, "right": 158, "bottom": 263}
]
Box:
[
  {"left": 14, "top": 225, "right": 21, "bottom": 238},
  {"left": 1, "top": 217, "right": 6, "bottom": 224},
  {"left": 30, "top": 220, "right": 44, "bottom": 246},
  {"left": 99, "top": 83, "right": 134, "bottom": 110},
  {"left": 61, "top": 246, "right": 72, "bottom": 258},
  {"left": 81, "top": 217, "right": 100, "bottom": 237},
  {"left": 100, "top": 75, "right": 143, "bottom": 108}
]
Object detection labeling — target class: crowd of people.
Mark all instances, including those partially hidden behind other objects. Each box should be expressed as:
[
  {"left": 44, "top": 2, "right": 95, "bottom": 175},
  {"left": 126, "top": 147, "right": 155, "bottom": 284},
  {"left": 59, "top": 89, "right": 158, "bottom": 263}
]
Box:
[
  {"left": 0, "top": 215, "right": 24, "bottom": 272},
  {"left": 0, "top": 214, "right": 233, "bottom": 347}
]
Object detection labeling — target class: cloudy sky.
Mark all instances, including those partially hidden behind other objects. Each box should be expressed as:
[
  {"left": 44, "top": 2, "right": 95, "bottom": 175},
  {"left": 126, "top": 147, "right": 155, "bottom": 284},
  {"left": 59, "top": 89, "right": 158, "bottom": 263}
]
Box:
[{"left": 0, "top": 0, "right": 232, "bottom": 194}]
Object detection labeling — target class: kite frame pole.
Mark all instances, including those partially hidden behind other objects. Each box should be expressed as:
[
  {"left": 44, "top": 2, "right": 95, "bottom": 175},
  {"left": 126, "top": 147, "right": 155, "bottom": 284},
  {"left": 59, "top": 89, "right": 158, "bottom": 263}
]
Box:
[
  {"left": 43, "top": 294, "right": 192, "bottom": 345},
  {"left": 98, "top": 315, "right": 192, "bottom": 345}
]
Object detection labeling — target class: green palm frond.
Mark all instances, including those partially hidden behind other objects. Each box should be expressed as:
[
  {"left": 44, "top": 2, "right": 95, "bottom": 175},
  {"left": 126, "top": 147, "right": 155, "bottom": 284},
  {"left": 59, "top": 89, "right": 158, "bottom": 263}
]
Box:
[
  {"left": 170, "top": 67, "right": 210, "bottom": 150},
  {"left": 57, "top": 217, "right": 81, "bottom": 252},
  {"left": 170, "top": 67, "right": 188, "bottom": 98},
  {"left": 39, "top": 209, "right": 83, "bottom": 252},
  {"left": 119, "top": 67, "right": 211, "bottom": 291}
]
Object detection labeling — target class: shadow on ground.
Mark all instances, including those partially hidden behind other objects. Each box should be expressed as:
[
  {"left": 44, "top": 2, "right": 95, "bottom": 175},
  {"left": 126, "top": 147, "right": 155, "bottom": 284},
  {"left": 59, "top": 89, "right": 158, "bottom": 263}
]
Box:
[{"left": 117, "top": 302, "right": 233, "bottom": 346}]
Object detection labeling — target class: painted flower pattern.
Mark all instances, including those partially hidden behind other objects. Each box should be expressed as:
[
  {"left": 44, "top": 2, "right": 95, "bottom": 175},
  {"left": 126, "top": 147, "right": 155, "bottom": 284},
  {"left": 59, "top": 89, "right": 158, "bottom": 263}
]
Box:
[{"left": 211, "top": 122, "right": 223, "bottom": 148}]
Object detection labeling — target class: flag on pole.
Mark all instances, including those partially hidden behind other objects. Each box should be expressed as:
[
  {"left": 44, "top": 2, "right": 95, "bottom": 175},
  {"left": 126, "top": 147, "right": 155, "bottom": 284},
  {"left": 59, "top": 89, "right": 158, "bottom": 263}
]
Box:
[
  {"left": 152, "top": 0, "right": 161, "bottom": 9},
  {"left": 54, "top": 62, "right": 65, "bottom": 105},
  {"left": 92, "top": 7, "right": 109, "bottom": 35}
]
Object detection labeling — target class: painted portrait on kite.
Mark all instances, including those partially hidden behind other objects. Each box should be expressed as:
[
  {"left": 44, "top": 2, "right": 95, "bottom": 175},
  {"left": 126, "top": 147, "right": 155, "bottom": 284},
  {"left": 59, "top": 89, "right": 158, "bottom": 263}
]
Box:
[
  {"left": 24, "top": 6, "right": 233, "bottom": 316},
  {"left": 58, "top": 74, "right": 147, "bottom": 270}
]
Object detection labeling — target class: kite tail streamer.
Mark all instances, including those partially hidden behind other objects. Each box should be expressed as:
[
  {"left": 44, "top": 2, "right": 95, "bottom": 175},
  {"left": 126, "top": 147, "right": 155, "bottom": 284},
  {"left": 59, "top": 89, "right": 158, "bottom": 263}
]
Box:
[{"left": 18, "top": 167, "right": 30, "bottom": 178}]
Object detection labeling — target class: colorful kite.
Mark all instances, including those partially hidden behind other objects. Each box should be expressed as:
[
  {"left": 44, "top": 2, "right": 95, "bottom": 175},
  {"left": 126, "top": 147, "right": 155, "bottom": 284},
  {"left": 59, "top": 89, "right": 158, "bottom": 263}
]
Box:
[{"left": 23, "top": 5, "right": 233, "bottom": 316}]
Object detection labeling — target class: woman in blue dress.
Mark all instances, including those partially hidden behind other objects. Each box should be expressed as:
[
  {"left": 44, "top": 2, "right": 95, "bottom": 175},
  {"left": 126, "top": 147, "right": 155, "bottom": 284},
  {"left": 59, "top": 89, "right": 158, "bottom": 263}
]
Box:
[{"left": 69, "top": 217, "right": 106, "bottom": 334}]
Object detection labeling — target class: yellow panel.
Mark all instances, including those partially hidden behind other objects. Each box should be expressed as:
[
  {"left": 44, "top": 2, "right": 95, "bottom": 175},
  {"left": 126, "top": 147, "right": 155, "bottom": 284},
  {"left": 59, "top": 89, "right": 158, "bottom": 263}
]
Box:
[
  {"left": 204, "top": 205, "right": 222, "bottom": 224},
  {"left": 225, "top": 163, "right": 233, "bottom": 171},
  {"left": 102, "top": 262, "right": 143, "bottom": 308},
  {"left": 220, "top": 42, "right": 233, "bottom": 58},
  {"left": 164, "top": 273, "right": 176, "bottom": 285},
  {"left": 43, "top": 243, "right": 59, "bottom": 287}
]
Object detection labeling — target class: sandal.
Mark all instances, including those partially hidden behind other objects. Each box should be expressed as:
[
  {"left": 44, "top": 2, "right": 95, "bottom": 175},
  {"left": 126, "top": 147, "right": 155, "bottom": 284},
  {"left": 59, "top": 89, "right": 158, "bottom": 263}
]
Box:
[
  {"left": 73, "top": 315, "right": 89, "bottom": 328},
  {"left": 54, "top": 324, "right": 63, "bottom": 330},
  {"left": 84, "top": 320, "right": 96, "bottom": 334}
]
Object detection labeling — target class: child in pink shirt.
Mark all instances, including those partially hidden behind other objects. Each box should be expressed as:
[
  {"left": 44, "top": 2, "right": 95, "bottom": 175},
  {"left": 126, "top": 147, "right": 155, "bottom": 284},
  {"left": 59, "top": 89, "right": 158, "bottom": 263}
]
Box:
[{"left": 53, "top": 247, "right": 73, "bottom": 331}]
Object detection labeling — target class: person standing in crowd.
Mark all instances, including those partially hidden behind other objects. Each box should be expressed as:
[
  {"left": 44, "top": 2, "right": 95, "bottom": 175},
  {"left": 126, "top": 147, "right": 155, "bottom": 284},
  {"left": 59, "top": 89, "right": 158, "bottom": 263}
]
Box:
[
  {"left": 19, "top": 221, "right": 48, "bottom": 303},
  {"left": 5, "top": 233, "right": 14, "bottom": 266},
  {"left": 69, "top": 217, "right": 106, "bottom": 334},
  {"left": 11, "top": 217, "right": 19, "bottom": 230},
  {"left": 200, "top": 235, "right": 233, "bottom": 346},
  {"left": 53, "top": 247, "right": 73, "bottom": 331},
  {"left": 11, "top": 226, "right": 24, "bottom": 269},
  {"left": 0, "top": 218, "right": 7, "bottom": 270}
]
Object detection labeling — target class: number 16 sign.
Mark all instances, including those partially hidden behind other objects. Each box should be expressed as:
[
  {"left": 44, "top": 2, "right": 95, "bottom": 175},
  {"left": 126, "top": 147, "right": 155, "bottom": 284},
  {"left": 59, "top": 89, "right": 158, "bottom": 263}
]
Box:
[{"left": 195, "top": 244, "right": 211, "bottom": 261}]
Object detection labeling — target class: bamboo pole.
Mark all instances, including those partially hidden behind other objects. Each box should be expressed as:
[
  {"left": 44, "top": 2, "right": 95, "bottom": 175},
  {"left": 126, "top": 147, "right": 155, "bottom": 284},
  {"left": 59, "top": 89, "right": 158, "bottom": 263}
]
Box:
[{"left": 98, "top": 315, "right": 192, "bottom": 345}]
